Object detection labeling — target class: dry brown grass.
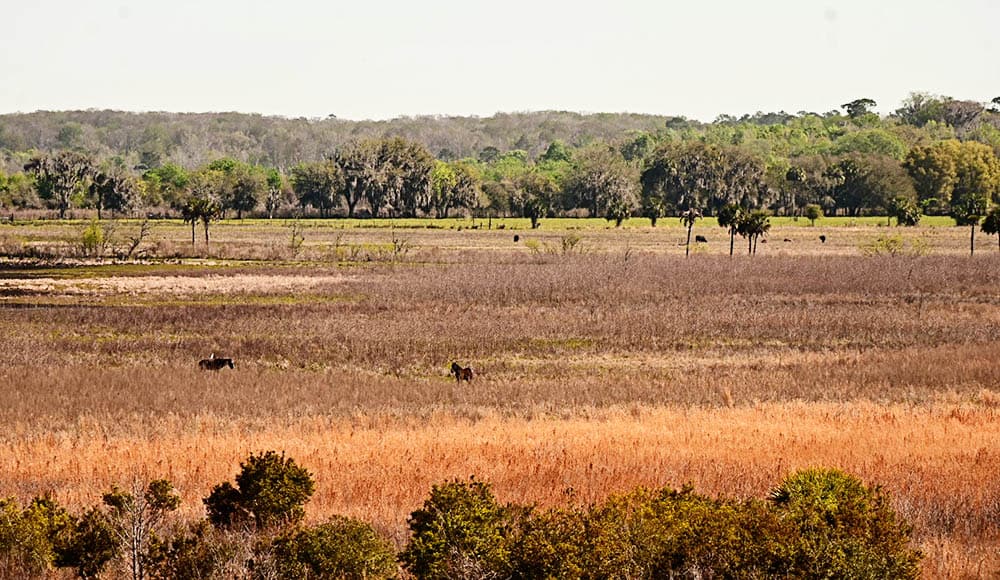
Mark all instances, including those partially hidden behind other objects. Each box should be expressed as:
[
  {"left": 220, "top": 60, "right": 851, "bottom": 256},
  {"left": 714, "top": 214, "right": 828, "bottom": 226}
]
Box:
[{"left": 2, "top": 234, "right": 1000, "bottom": 577}]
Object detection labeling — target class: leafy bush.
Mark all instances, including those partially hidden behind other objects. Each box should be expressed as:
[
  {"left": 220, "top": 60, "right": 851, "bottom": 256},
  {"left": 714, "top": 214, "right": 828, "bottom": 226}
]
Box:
[
  {"left": 271, "top": 515, "right": 396, "bottom": 580},
  {"left": 583, "top": 485, "right": 782, "bottom": 579},
  {"left": 0, "top": 495, "right": 72, "bottom": 577},
  {"left": 53, "top": 506, "right": 118, "bottom": 579},
  {"left": 507, "top": 506, "right": 587, "bottom": 579},
  {"left": 769, "top": 468, "right": 922, "bottom": 579},
  {"left": 204, "top": 451, "right": 315, "bottom": 530},
  {"left": 400, "top": 478, "right": 512, "bottom": 579}
]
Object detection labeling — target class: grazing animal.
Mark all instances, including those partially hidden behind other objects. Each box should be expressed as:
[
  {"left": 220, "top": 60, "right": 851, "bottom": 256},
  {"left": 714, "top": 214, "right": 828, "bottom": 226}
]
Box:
[
  {"left": 513, "top": 234, "right": 520, "bottom": 242},
  {"left": 451, "top": 362, "right": 474, "bottom": 383},
  {"left": 199, "top": 353, "right": 234, "bottom": 371},
  {"left": 783, "top": 238, "right": 792, "bottom": 242},
  {"left": 819, "top": 235, "right": 827, "bottom": 243},
  {"left": 695, "top": 235, "right": 708, "bottom": 243}
]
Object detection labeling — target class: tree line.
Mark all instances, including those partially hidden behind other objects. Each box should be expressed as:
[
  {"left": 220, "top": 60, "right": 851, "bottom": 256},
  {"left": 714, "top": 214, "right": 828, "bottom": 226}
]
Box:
[{"left": 2, "top": 95, "right": 1000, "bottom": 238}]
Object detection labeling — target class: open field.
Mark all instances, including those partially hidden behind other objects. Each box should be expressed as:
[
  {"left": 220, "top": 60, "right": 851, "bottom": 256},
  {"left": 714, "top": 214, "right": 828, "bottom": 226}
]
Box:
[{"left": 1, "top": 220, "right": 1000, "bottom": 577}]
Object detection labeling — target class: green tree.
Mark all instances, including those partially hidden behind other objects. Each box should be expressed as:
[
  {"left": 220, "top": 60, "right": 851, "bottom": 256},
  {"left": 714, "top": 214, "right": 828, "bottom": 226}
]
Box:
[
  {"left": 333, "top": 139, "right": 382, "bottom": 218},
  {"left": 53, "top": 507, "right": 118, "bottom": 579},
  {"left": 290, "top": 160, "right": 343, "bottom": 217},
  {"left": 378, "top": 137, "right": 435, "bottom": 217},
  {"left": 832, "top": 129, "right": 907, "bottom": 160},
  {"left": 143, "top": 163, "right": 189, "bottom": 208},
  {"left": 842, "top": 98, "right": 877, "bottom": 119},
  {"left": 204, "top": 451, "right": 315, "bottom": 530},
  {"left": 271, "top": 516, "right": 397, "bottom": 580},
  {"left": 952, "top": 189, "right": 988, "bottom": 256},
  {"left": 981, "top": 206, "right": 1000, "bottom": 252},
  {"left": 739, "top": 210, "right": 771, "bottom": 255},
  {"left": 401, "top": 478, "right": 511, "bottom": 580},
  {"left": 717, "top": 204, "right": 745, "bottom": 256},
  {"left": 803, "top": 203, "right": 823, "bottom": 226},
  {"left": 90, "top": 165, "right": 139, "bottom": 219},
  {"left": 225, "top": 162, "right": 267, "bottom": 219},
  {"left": 539, "top": 140, "right": 572, "bottom": 163},
  {"left": 769, "top": 468, "right": 921, "bottom": 579},
  {"left": 263, "top": 168, "right": 288, "bottom": 219},
  {"left": 514, "top": 171, "right": 559, "bottom": 229},
  {"left": 904, "top": 142, "right": 959, "bottom": 210},
  {"left": 563, "top": 145, "right": 638, "bottom": 225},
  {"left": 641, "top": 142, "right": 768, "bottom": 217},
  {"left": 680, "top": 208, "right": 702, "bottom": 258},
  {"left": 895, "top": 92, "right": 948, "bottom": 127},
  {"left": 24, "top": 151, "right": 94, "bottom": 218},
  {"left": 888, "top": 196, "right": 921, "bottom": 226},
  {"left": 0, "top": 496, "right": 72, "bottom": 577}
]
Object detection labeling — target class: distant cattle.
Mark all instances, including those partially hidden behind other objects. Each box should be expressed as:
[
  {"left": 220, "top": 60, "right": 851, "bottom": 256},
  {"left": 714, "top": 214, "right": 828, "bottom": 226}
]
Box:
[
  {"left": 695, "top": 235, "right": 708, "bottom": 243},
  {"left": 199, "top": 354, "right": 234, "bottom": 371},
  {"left": 513, "top": 235, "right": 520, "bottom": 242},
  {"left": 783, "top": 238, "right": 792, "bottom": 242},
  {"left": 451, "top": 362, "right": 474, "bottom": 383},
  {"left": 819, "top": 235, "right": 827, "bottom": 243}
]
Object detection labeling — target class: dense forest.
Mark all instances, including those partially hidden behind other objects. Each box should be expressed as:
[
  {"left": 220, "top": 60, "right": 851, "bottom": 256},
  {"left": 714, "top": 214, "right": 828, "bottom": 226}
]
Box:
[{"left": 1, "top": 94, "right": 999, "bottom": 225}]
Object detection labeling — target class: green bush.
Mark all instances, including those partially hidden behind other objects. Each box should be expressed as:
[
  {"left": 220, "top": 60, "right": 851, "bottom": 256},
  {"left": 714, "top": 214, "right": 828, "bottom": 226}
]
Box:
[
  {"left": 271, "top": 515, "right": 396, "bottom": 579},
  {"left": 507, "top": 506, "right": 587, "bottom": 579},
  {"left": 583, "top": 485, "right": 782, "bottom": 579},
  {"left": 204, "top": 451, "right": 315, "bottom": 530},
  {"left": 769, "top": 468, "right": 922, "bottom": 579},
  {"left": 53, "top": 506, "right": 118, "bottom": 579},
  {"left": 400, "top": 478, "right": 512, "bottom": 579},
  {"left": 0, "top": 495, "right": 72, "bottom": 577}
]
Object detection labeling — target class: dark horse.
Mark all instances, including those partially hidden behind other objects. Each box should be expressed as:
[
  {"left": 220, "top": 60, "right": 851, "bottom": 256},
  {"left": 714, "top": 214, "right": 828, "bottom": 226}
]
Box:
[
  {"left": 199, "top": 354, "right": 235, "bottom": 371},
  {"left": 451, "top": 362, "right": 474, "bottom": 383}
]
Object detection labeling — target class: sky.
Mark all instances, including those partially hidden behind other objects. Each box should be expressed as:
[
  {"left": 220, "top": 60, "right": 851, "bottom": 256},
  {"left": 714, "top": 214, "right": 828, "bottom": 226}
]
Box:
[{"left": 2, "top": 0, "right": 998, "bottom": 121}]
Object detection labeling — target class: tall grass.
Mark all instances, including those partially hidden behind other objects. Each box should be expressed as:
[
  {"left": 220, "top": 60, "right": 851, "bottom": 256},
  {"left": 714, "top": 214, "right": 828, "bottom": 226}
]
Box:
[{"left": 1, "top": 250, "right": 999, "bottom": 576}]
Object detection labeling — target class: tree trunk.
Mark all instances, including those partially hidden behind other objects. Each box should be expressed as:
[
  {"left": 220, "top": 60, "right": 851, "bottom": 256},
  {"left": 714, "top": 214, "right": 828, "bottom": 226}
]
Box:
[
  {"left": 970, "top": 223, "right": 975, "bottom": 256},
  {"left": 753, "top": 236, "right": 758, "bottom": 255},
  {"left": 729, "top": 228, "right": 735, "bottom": 257},
  {"left": 190, "top": 222, "right": 196, "bottom": 246},
  {"left": 685, "top": 223, "right": 693, "bottom": 258},
  {"left": 204, "top": 221, "right": 210, "bottom": 245}
]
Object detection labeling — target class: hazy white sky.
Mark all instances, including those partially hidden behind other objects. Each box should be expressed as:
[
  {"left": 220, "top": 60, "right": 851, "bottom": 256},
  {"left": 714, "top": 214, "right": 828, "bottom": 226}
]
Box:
[{"left": 3, "top": 0, "right": 998, "bottom": 121}]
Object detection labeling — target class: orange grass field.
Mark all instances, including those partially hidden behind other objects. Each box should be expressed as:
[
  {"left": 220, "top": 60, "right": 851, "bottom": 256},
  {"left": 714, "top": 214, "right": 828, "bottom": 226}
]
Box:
[{"left": 1, "top": 220, "right": 999, "bottom": 577}]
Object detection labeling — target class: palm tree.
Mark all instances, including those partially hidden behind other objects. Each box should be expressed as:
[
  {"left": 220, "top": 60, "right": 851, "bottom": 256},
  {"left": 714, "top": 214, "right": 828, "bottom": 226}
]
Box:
[
  {"left": 181, "top": 197, "right": 222, "bottom": 245},
  {"left": 679, "top": 208, "right": 702, "bottom": 258},
  {"left": 739, "top": 210, "right": 771, "bottom": 255},
  {"left": 981, "top": 206, "right": 1000, "bottom": 252},
  {"left": 717, "top": 204, "right": 744, "bottom": 257},
  {"left": 181, "top": 199, "right": 199, "bottom": 245}
]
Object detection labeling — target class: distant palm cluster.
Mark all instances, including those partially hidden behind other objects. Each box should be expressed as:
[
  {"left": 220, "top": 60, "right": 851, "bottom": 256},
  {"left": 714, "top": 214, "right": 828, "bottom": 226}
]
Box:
[{"left": 1, "top": 94, "right": 999, "bottom": 229}]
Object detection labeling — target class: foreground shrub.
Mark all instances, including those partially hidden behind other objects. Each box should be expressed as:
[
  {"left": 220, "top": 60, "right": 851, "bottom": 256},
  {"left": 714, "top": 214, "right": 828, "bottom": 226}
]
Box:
[
  {"left": 507, "top": 506, "right": 588, "bottom": 579},
  {"left": 769, "top": 467, "right": 922, "bottom": 579},
  {"left": 0, "top": 495, "right": 72, "bottom": 577},
  {"left": 271, "top": 515, "right": 396, "bottom": 579},
  {"left": 53, "top": 506, "right": 118, "bottom": 579},
  {"left": 583, "top": 485, "right": 783, "bottom": 579},
  {"left": 204, "top": 451, "right": 315, "bottom": 530},
  {"left": 400, "top": 478, "right": 511, "bottom": 579}
]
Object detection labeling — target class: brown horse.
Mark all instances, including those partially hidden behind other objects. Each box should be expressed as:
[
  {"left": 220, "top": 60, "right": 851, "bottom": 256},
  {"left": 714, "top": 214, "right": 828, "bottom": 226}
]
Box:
[
  {"left": 451, "top": 362, "right": 473, "bottom": 383},
  {"left": 199, "top": 353, "right": 235, "bottom": 371}
]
